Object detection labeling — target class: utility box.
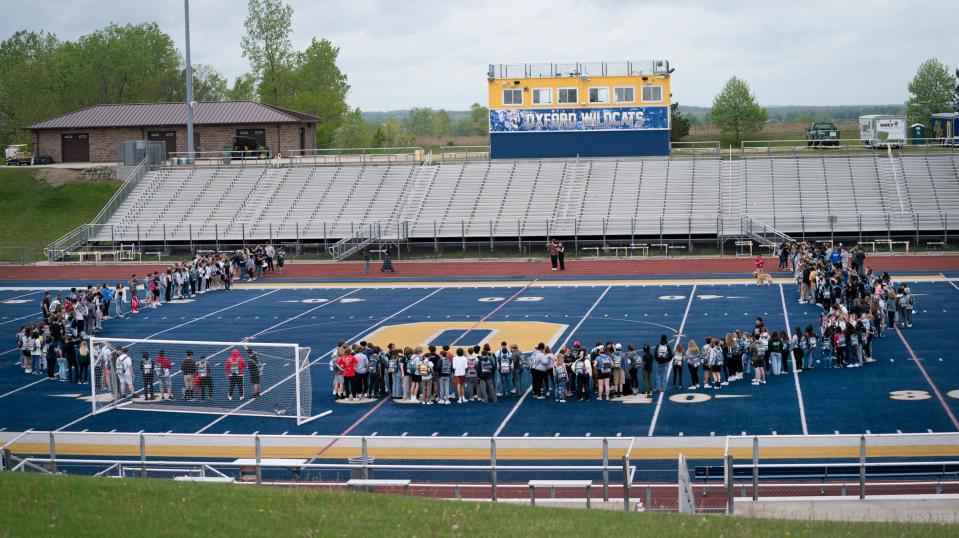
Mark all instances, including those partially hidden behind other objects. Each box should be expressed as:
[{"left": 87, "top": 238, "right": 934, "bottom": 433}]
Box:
[{"left": 909, "top": 123, "right": 926, "bottom": 145}]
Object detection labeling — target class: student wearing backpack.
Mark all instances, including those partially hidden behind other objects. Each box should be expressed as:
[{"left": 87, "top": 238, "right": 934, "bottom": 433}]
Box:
[
  {"left": 572, "top": 351, "right": 592, "bottom": 401},
  {"left": 417, "top": 353, "right": 434, "bottom": 404},
  {"left": 465, "top": 347, "right": 480, "bottom": 401},
  {"left": 671, "top": 343, "right": 685, "bottom": 389},
  {"left": 685, "top": 341, "right": 702, "bottom": 390},
  {"left": 141, "top": 352, "right": 156, "bottom": 400},
  {"left": 197, "top": 355, "right": 213, "bottom": 400},
  {"left": 594, "top": 346, "right": 614, "bottom": 401},
  {"left": 553, "top": 353, "right": 568, "bottom": 402},
  {"left": 652, "top": 335, "right": 673, "bottom": 392},
  {"left": 437, "top": 350, "right": 452, "bottom": 404},
  {"left": 181, "top": 351, "right": 197, "bottom": 400},
  {"left": 495, "top": 342, "right": 514, "bottom": 396},
  {"left": 387, "top": 346, "right": 403, "bottom": 399},
  {"left": 477, "top": 344, "right": 497, "bottom": 403},
  {"left": 407, "top": 348, "right": 423, "bottom": 402},
  {"left": 155, "top": 350, "right": 173, "bottom": 400}
]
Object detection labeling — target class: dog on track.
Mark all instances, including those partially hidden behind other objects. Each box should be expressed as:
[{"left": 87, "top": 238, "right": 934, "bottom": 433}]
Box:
[{"left": 753, "top": 270, "right": 773, "bottom": 286}]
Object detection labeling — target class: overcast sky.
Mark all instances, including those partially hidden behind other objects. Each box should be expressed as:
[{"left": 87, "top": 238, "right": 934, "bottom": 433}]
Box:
[{"left": 5, "top": 0, "right": 957, "bottom": 110}]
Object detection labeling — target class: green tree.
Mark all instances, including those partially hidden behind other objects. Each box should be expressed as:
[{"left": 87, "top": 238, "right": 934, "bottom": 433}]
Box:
[
  {"left": 241, "top": 0, "right": 293, "bottom": 102},
  {"left": 669, "top": 102, "right": 690, "bottom": 142},
  {"left": 431, "top": 109, "right": 452, "bottom": 137},
  {"left": 264, "top": 38, "right": 350, "bottom": 147},
  {"left": 163, "top": 63, "right": 229, "bottom": 101},
  {"left": 332, "top": 107, "right": 370, "bottom": 148},
  {"left": 406, "top": 107, "right": 433, "bottom": 136},
  {"left": 226, "top": 74, "right": 257, "bottom": 101},
  {"left": 905, "top": 58, "right": 955, "bottom": 129},
  {"left": 58, "top": 23, "right": 180, "bottom": 106},
  {"left": 0, "top": 30, "right": 61, "bottom": 145},
  {"left": 467, "top": 102, "right": 489, "bottom": 135},
  {"left": 708, "top": 76, "right": 767, "bottom": 146},
  {"left": 370, "top": 126, "right": 386, "bottom": 147}
]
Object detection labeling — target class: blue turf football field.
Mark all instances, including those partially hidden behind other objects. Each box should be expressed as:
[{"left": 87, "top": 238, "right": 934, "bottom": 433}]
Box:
[{"left": 1, "top": 273, "right": 958, "bottom": 439}]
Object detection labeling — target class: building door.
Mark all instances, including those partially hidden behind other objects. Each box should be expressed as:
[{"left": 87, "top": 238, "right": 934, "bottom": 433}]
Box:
[
  {"left": 299, "top": 128, "right": 305, "bottom": 150},
  {"left": 61, "top": 133, "right": 89, "bottom": 162},
  {"left": 148, "top": 131, "right": 178, "bottom": 158}
]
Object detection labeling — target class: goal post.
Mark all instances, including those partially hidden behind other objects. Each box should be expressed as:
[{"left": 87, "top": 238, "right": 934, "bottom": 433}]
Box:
[{"left": 88, "top": 336, "right": 321, "bottom": 425}]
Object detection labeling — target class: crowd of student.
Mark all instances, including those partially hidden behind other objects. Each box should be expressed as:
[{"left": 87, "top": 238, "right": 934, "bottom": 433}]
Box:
[
  {"left": 13, "top": 246, "right": 285, "bottom": 383},
  {"left": 328, "top": 240, "right": 917, "bottom": 404}
]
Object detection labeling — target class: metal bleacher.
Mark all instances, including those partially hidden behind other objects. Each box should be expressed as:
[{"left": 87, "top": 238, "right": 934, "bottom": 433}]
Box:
[{"left": 83, "top": 151, "right": 959, "bottom": 250}]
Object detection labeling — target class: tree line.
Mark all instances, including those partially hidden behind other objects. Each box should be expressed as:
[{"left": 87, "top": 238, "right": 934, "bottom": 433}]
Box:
[
  {"left": 703, "top": 59, "right": 959, "bottom": 145},
  {"left": 2, "top": 0, "right": 956, "bottom": 150}
]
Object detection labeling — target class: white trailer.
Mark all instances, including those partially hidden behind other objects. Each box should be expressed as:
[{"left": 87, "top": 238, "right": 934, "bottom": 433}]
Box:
[{"left": 859, "top": 115, "right": 906, "bottom": 148}]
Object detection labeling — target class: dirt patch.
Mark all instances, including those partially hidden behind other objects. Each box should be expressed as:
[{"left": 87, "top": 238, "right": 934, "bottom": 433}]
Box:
[{"left": 36, "top": 168, "right": 85, "bottom": 186}]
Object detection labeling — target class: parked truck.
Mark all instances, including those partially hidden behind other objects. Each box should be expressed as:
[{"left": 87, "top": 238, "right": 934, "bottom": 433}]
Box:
[
  {"left": 805, "top": 122, "right": 840, "bottom": 146},
  {"left": 859, "top": 115, "right": 906, "bottom": 148}
]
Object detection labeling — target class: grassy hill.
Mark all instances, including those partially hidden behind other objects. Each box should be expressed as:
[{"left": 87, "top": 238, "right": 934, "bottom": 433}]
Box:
[
  {"left": 0, "top": 167, "right": 119, "bottom": 261},
  {"left": 0, "top": 473, "right": 955, "bottom": 537}
]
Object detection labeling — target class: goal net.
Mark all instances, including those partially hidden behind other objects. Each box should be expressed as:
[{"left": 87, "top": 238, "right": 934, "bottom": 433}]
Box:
[{"left": 88, "top": 337, "right": 321, "bottom": 425}]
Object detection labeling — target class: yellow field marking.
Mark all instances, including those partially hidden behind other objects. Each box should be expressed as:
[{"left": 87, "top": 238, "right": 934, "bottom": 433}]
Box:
[{"left": 364, "top": 321, "right": 568, "bottom": 351}]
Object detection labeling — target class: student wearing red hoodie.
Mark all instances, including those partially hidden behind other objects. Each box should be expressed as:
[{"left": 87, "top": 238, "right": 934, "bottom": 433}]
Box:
[{"left": 225, "top": 349, "right": 246, "bottom": 401}]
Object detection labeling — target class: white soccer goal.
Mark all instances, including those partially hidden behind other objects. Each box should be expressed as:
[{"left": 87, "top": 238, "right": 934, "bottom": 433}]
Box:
[{"left": 88, "top": 337, "right": 323, "bottom": 425}]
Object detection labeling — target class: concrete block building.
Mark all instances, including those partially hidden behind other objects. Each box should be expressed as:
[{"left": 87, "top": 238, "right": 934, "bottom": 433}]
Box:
[{"left": 25, "top": 101, "right": 320, "bottom": 163}]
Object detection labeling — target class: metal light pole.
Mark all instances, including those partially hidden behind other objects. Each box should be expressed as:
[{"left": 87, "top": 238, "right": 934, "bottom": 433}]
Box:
[{"left": 184, "top": 0, "right": 195, "bottom": 163}]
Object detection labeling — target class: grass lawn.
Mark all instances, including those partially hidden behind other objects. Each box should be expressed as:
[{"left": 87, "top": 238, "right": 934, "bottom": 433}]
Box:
[
  {"left": 1, "top": 473, "right": 957, "bottom": 537},
  {"left": 0, "top": 168, "right": 119, "bottom": 261}
]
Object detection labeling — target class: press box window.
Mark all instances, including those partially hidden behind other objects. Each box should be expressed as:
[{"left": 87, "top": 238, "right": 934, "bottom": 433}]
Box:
[
  {"left": 614, "top": 87, "right": 635, "bottom": 103},
  {"left": 532, "top": 88, "right": 552, "bottom": 105},
  {"left": 642, "top": 85, "right": 663, "bottom": 102},
  {"left": 589, "top": 87, "right": 610, "bottom": 104},
  {"left": 558, "top": 88, "right": 578, "bottom": 104},
  {"left": 502, "top": 88, "right": 523, "bottom": 106}
]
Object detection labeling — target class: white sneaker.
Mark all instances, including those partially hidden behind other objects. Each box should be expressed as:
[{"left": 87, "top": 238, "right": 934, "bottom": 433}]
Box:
[
  {"left": 227, "top": 396, "right": 232, "bottom": 401},
  {"left": 751, "top": 380, "right": 759, "bottom": 385},
  {"left": 721, "top": 382, "right": 729, "bottom": 386}
]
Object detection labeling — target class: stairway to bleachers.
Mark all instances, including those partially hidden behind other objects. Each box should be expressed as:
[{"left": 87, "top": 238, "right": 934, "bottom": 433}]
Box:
[{"left": 89, "top": 151, "right": 959, "bottom": 245}]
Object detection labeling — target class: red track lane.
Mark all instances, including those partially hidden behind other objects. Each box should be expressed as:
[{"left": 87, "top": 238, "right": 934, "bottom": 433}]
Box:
[{"left": 5, "top": 254, "right": 959, "bottom": 281}]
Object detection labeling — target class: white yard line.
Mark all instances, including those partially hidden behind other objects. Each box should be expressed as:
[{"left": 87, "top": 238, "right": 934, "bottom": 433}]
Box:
[
  {"left": 0, "top": 377, "right": 49, "bottom": 399},
  {"left": 779, "top": 283, "right": 809, "bottom": 435},
  {"left": 493, "top": 286, "right": 612, "bottom": 438},
  {"left": 648, "top": 284, "right": 697, "bottom": 437}
]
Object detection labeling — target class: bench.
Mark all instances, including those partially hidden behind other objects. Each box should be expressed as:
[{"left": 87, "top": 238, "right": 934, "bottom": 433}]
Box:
[
  {"left": 873, "top": 239, "right": 910, "bottom": 253},
  {"left": 650, "top": 243, "right": 669, "bottom": 256},
  {"left": 173, "top": 476, "right": 234, "bottom": 483},
  {"left": 926, "top": 241, "right": 945, "bottom": 254},
  {"left": 233, "top": 458, "right": 307, "bottom": 482},
  {"left": 346, "top": 478, "right": 411, "bottom": 494},
  {"left": 528, "top": 479, "right": 593, "bottom": 508},
  {"left": 581, "top": 247, "right": 601, "bottom": 256},
  {"left": 629, "top": 243, "right": 649, "bottom": 258},
  {"left": 735, "top": 240, "right": 753, "bottom": 258}
]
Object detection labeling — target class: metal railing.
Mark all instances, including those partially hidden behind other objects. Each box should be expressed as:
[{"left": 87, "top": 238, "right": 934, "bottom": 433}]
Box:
[
  {"left": 45, "top": 156, "right": 150, "bottom": 261},
  {"left": 286, "top": 147, "right": 422, "bottom": 166},
  {"left": 3, "top": 430, "right": 957, "bottom": 512},
  {"left": 438, "top": 146, "right": 490, "bottom": 162},
  {"left": 740, "top": 215, "right": 795, "bottom": 247},
  {"left": 488, "top": 60, "right": 670, "bottom": 79},
  {"left": 739, "top": 137, "right": 959, "bottom": 158}
]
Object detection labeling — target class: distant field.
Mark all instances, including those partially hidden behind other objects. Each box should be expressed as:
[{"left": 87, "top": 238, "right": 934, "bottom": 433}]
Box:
[
  {"left": 0, "top": 167, "right": 119, "bottom": 261},
  {"left": 684, "top": 121, "right": 859, "bottom": 143},
  {"left": 0, "top": 473, "right": 956, "bottom": 537}
]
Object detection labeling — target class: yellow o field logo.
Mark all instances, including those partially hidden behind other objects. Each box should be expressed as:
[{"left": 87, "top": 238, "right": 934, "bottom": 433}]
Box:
[{"left": 363, "top": 321, "right": 568, "bottom": 350}]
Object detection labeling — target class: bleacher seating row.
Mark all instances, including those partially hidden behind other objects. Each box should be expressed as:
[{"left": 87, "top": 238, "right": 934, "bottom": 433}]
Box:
[{"left": 91, "top": 153, "right": 959, "bottom": 243}]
